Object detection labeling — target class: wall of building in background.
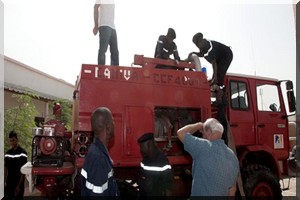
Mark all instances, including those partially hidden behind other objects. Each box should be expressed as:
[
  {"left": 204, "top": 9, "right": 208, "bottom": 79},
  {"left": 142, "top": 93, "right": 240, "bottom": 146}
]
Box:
[{"left": 4, "top": 56, "right": 74, "bottom": 121}]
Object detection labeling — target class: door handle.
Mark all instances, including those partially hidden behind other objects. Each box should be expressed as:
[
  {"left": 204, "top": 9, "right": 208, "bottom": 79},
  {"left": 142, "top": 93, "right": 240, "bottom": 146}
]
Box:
[
  {"left": 230, "top": 123, "right": 238, "bottom": 127},
  {"left": 257, "top": 124, "right": 265, "bottom": 128}
]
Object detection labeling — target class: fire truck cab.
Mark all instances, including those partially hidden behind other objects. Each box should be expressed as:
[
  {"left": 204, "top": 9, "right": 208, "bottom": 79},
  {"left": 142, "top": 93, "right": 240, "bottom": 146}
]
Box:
[{"left": 224, "top": 73, "right": 295, "bottom": 197}]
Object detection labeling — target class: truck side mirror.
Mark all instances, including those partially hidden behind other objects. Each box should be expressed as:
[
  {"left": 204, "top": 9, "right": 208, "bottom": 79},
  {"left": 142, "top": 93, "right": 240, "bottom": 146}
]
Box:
[
  {"left": 286, "top": 81, "right": 293, "bottom": 90},
  {"left": 287, "top": 90, "right": 296, "bottom": 113}
]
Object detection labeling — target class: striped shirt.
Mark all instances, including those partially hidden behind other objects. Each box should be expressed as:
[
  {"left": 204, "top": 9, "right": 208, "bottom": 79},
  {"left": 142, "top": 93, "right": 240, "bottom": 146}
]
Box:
[{"left": 5, "top": 146, "right": 27, "bottom": 186}]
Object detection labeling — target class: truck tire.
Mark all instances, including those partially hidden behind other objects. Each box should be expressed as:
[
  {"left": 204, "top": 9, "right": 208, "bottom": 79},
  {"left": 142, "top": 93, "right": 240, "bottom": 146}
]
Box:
[{"left": 243, "top": 165, "right": 282, "bottom": 200}]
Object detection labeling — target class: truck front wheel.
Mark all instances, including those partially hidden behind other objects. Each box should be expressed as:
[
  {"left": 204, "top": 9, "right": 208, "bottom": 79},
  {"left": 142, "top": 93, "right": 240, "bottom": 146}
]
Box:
[{"left": 243, "top": 165, "right": 282, "bottom": 199}]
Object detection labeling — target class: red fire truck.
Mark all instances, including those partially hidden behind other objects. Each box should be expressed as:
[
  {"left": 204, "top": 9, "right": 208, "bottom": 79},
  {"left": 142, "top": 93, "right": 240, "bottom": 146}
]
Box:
[{"left": 25, "top": 55, "right": 296, "bottom": 198}]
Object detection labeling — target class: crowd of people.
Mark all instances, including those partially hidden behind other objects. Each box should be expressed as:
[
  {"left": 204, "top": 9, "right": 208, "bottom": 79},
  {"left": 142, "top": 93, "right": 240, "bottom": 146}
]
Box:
[
  {"left": 4, "top": 108, "right": 239, "bottom": 198},
  {"left": 79, "top": 107, "right": 239, "bottom": 198},
  {"left": 87, "top": 1, "right": 237, "bottom": 196},
  {"left": 93, "top": 0, "right": 233, "bottom": 93}
]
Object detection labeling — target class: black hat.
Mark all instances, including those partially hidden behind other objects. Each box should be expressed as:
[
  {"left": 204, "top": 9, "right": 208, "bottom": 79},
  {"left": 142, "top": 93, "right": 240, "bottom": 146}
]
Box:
[
  {"left": 167, "top": 28, "right": 176, "bottom": 39},
  {"left": 137, "top": 132, "right": 154, "bottom": 143}
]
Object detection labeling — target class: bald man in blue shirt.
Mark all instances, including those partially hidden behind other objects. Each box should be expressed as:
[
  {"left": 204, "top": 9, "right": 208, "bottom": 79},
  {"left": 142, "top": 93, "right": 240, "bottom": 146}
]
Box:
[{"left": 177, "top": 118, "right": 239, "bottom": 197}]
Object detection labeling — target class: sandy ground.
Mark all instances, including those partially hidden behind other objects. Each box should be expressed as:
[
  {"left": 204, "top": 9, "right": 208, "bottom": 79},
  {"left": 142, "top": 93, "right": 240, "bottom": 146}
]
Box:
[
  {"left": 25, "top": 176, "right": 298, "bottom": 197},
  {"left": 281, "top": 176, "right": 297, "bottom": 197}
]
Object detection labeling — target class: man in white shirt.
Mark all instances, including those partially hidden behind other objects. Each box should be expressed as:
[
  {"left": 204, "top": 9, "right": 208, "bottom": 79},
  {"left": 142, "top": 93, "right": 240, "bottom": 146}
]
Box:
[{"left": 93, "top": 0, "right": 119, "bottom": 65}]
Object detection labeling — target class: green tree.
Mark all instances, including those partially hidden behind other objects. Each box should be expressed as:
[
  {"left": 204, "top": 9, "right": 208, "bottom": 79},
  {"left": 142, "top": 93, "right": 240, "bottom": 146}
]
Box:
[{"left": 4, "top": 94, "right": 38, "bottom": 160}]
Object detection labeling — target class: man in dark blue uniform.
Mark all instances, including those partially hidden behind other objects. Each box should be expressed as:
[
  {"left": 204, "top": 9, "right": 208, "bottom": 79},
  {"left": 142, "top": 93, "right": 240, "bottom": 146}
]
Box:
[
  {"left": 4, "top": 131, "right": 28, "bottom": 200},
  {"left": 191, "top": 33, "right": 233, "bottom": 144},
  {"left": 191, "top": 32, "right": 233, "bottom": 88},
  {"left": 137, "top": 132, "right": 173, "bottom": 197},
  {"left": 81, "top": 107, "right": 119, "bottom": 197},
  {"left": 154, "top": 28, "right": 181, "bottom": 69}
]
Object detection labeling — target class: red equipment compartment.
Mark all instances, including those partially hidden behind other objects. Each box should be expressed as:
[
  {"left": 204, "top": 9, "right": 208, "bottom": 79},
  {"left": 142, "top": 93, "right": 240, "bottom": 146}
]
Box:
[{"left": 73, "top": 56, "right": 211, "bottom": 169}]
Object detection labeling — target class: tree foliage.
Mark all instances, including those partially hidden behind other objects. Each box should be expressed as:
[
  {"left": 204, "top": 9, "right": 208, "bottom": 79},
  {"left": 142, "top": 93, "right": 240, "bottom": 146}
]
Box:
[
  {"left": 4, "top": 94, "right": 73, "bottom": 160},
  {"left": 4, "top": 94, "right": 38, "bottom": 159}
]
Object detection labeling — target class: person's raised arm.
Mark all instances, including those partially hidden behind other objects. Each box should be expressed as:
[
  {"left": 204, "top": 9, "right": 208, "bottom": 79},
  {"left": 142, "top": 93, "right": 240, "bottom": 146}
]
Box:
[
  {"left": 93, "top": 4, "right": 100, "bottom": 35},
  {"left": 173, "top": 43, "right": 180, "bottom": 62},
  {"left": 177, "top": 122, "right": 203, "bottom": 142}
]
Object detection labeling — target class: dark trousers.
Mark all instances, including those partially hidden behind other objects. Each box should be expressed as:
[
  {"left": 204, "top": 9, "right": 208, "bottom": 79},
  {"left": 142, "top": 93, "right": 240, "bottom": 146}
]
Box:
[
  {"left": 98, "top": 26, "right": 119, "bottom": 66},
  {"left": 4, "top": 184, "right": 24, "bottom": 200},
  {"left": 217, "top": 104, "right": 228, "bottom": 145},
  {"left": 217, "top": 50, "right": 233, "bottom": 86}
]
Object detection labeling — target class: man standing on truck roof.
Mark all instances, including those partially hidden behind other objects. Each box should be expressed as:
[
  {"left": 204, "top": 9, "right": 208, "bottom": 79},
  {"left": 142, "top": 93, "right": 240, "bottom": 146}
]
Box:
[
  {"left": 137, "top": 132, "right": 173, "bottom": 197},
  {"left": 93, "top": 0, "right": 119, "bottom": 66},
  {"left": 154, "top": 28, "right": 181, "bottom": 69},
  {"left": 177, "top": 118, "right": 239, "bottom": 196},
  {"left": 81, "top": 107, "right": 119, "bottom": 197}
]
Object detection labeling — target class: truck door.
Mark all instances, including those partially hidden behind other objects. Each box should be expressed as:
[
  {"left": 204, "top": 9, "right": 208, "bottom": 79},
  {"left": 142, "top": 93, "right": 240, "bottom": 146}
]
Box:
[
  {"left": 255, "top": 81, "right": 289, "bottom": 156},
  {"left": 228, "top": 79, "right": 255, "bottom": 145},
  {"left": 124, "top": 106, "right": 154, "bottom": 158}
]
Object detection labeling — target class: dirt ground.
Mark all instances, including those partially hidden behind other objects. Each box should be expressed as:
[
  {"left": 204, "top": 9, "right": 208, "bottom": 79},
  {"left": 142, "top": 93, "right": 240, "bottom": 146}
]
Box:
[
  {"left": 25, "top": 176, "right": 298, "bottom": 197},
  {"left": 281, "top": 176, "right": 297, "bottom": 197}
]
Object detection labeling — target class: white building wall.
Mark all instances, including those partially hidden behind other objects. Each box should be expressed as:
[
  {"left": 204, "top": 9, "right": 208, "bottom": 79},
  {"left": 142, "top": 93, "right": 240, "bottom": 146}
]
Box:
[
  {"left": 4, "top": 56, "right": 75, "bottom": 120},
  {"left": 4, "top": 90, "right": 48, "bottom": 118},
  {"left": 4, "top": 56, "right": 74, "bottom": 101}
]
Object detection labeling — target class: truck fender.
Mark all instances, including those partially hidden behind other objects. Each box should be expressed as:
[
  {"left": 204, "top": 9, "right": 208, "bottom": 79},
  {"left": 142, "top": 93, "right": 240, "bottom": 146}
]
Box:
[{"left": 237, "top": 145, "right": 281, "bottom": 178}]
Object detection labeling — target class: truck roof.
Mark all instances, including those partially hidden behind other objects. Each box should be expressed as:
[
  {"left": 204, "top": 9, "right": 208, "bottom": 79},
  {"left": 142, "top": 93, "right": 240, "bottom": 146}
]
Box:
[{"left": 226, "top": 72, "right": 279, "bottom": 82}]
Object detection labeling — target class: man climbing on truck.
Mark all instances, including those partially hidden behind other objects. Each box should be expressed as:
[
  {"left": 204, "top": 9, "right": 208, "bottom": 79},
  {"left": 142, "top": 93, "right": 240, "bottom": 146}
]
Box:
[
  {"left": 190, "top": 32, "right": 233, "bottom": 103},
  {"left": 190, "top": 32, "right": 233, "bottom": 144}
]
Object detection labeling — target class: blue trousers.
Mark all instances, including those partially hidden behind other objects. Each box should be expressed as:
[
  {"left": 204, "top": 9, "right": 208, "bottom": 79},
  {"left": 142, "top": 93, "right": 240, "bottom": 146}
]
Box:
[{"left": 98, "top": 26, "right": 119, "bottom": 66}]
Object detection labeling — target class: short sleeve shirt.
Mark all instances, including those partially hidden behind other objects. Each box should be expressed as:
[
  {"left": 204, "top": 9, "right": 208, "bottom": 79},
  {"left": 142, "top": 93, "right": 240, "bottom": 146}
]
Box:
[
  {"left": 95, "top": 0, "right": 116, "bottom": 29},
  {"left": 184, "top": 134, "right": 239, "bottom": 196},
  {"left": 5, "top": 146, "right": 28, "bottom": 186},
  {"left": 203, "top": 40, "right": 232, "bottom": 64}
]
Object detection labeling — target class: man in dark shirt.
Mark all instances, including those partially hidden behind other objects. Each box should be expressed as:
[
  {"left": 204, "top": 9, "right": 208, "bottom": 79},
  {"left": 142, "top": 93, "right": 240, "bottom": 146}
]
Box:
[
  {"left": 137, "top": 132, "right": 173, "bottom": 197},
  {"left": 191, "top": 32, "right": 233, "bottom": 144},
  {"left": 4, "top": 131, "right": 28, "bottom": 200},
  {"left": 81, "top": 107, "right": 119, "bottom": 197},
  {"left": 191, "top": 32, "right": 233, "bottom": 88},
  {"left": 154, "top": 28, "right": 181, "bottom": 69}
]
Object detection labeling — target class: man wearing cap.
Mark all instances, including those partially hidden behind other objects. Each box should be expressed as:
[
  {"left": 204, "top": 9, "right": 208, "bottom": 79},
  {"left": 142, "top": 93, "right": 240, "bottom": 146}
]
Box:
[
  {"left": 137, "top": 132, "right": 173, "bottom": 197},
  {"left": 177, "top": 118, "right": 239, "bottom": 196},
  {"left": 154, "top": 28, "right": 181, "bottom": 69},
  {"left": 81, "top": 107, "right": 119, "bottom": 197}
]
